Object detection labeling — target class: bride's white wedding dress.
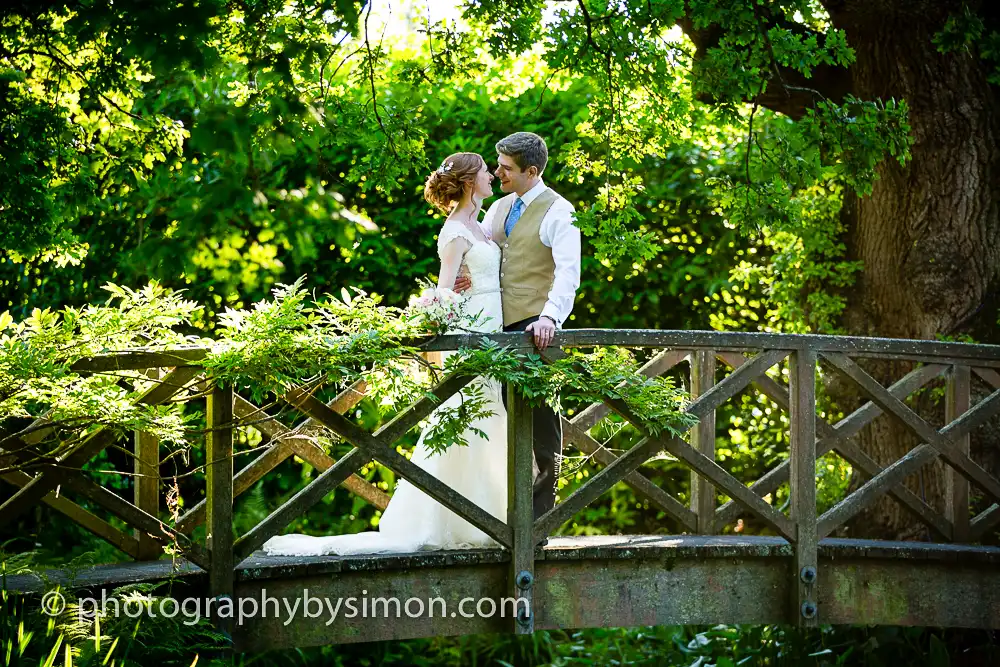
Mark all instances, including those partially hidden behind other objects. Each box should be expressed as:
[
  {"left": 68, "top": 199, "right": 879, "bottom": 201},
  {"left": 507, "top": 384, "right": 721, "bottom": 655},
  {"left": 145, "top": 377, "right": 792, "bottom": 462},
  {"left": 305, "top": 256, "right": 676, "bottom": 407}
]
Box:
[{"left": 261, "top": 220, "right": 507, "bottom": 556}]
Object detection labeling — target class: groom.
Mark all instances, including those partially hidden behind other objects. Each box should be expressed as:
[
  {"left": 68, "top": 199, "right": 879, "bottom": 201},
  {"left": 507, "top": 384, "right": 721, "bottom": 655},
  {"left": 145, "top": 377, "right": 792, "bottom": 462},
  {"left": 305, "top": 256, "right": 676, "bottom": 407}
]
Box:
[{"left": 457, "top": 131, "right": 581, "bottom": 520}]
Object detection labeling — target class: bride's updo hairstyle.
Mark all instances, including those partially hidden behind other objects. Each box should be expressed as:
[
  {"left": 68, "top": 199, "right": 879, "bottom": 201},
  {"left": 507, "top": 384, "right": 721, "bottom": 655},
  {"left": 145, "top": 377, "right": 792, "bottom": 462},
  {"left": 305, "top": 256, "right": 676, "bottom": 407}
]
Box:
[{"left": 424, "top": 152, "right": 484, "bottom": 213}]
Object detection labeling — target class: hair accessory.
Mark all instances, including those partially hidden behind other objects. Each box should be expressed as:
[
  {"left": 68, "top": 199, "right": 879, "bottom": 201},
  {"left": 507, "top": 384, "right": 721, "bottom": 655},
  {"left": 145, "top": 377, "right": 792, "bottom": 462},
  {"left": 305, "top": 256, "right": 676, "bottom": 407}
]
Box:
[{"left": 438, "top": 161, "right": 454, "bottom": 174}]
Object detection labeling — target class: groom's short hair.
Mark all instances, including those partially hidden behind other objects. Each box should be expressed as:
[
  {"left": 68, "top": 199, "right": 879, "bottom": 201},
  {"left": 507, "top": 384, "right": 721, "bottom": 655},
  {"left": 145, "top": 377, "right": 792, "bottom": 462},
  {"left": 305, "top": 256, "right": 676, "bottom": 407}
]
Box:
[{"left": 496, "top": 132, "right": 548, "bottom": 175}]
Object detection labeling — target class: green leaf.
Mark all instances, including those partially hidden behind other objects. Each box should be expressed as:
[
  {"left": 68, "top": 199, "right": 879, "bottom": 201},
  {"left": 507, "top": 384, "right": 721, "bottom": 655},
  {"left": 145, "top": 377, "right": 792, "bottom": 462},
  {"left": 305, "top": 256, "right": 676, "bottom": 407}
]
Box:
[{"left": 929, "top": 634, "right": 950, "bottom": 667}]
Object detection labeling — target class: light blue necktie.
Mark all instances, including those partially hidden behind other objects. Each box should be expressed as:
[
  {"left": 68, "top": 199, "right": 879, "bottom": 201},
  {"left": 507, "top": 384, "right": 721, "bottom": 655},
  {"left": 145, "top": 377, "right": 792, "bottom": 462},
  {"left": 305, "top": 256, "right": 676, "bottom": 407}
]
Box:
[{"left": 504, "top": 197, "right": 524, "bottom": 237}]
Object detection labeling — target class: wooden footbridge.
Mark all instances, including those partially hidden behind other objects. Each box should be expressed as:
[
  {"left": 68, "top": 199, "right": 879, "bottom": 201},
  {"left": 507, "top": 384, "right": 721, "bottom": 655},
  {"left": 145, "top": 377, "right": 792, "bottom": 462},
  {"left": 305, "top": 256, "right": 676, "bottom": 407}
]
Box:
[{"left": 3, "top": 331, "right": 1000, "bottom": 652}]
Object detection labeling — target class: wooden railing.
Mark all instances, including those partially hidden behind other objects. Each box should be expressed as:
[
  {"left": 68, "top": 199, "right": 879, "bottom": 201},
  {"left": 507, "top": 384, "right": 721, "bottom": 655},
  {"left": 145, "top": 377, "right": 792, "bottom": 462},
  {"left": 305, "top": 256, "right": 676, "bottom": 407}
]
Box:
[{"left": 2, "top": 330, "right": 1000, "bottom": 632}]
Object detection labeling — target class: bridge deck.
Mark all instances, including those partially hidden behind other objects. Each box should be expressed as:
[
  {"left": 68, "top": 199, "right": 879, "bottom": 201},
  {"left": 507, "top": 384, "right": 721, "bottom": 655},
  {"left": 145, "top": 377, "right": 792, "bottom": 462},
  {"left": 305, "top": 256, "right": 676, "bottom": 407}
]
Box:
[{"left": 8, "top": 535, "right": 1000, "bottom": 651}]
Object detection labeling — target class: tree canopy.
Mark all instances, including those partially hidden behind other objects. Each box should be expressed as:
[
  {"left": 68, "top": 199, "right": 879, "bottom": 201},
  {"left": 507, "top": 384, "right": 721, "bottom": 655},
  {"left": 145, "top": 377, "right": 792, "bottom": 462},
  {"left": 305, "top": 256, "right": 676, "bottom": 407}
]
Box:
[{"left": 2, "top": 0, "right": 919, "bottom": 326}]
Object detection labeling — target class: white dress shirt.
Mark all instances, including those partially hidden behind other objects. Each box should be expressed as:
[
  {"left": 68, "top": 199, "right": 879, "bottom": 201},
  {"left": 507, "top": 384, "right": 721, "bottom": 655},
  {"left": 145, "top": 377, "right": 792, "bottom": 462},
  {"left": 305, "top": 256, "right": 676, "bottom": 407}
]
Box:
[{"left": 481, "top": 179, "right": 581, "bottom": 327}]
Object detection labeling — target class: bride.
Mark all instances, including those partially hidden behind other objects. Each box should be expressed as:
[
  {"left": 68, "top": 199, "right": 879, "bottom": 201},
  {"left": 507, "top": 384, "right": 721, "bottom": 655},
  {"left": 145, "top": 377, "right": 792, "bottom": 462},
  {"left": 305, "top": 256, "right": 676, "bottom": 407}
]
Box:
[{"left": 262, "top": 153, "right": 508, "bottom": 556}]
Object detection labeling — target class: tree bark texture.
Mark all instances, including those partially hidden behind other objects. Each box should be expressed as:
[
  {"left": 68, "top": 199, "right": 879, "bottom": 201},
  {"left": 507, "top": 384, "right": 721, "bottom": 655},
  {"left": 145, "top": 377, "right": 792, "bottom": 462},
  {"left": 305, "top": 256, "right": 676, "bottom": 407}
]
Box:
[{"left": 824, "top": 1, "right": 1000, "bottom": 540}]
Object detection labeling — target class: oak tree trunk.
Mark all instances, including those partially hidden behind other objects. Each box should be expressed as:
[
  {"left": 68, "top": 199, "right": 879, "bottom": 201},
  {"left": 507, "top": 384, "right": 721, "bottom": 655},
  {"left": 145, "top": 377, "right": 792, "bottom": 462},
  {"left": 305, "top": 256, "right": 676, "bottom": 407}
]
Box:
[{"left": 827, "top": 1, "right": 1000, "bottom": 540}]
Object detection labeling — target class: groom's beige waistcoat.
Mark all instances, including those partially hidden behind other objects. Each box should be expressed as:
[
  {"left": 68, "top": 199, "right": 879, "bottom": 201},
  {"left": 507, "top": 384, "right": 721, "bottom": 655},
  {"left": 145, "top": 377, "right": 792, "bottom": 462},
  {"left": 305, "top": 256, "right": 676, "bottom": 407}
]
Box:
[{"left": 491, "top": 188, "right": 560, "bottom": 327}]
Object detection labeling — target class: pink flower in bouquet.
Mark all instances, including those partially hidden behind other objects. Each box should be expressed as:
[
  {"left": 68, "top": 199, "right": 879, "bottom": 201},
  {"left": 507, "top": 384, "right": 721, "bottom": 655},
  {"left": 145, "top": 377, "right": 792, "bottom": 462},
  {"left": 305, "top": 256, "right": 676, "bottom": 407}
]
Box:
[
  {"left": 408, "top": 286, "right": 466, "bottom": 331},
  {"left": 411, "top": 295, "right": 435, "bottom": 309}
]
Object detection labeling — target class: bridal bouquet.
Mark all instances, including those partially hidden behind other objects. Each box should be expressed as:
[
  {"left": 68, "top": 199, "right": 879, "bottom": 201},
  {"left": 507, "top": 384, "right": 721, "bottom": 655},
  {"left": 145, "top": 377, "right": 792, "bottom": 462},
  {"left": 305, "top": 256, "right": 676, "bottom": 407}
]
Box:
[{"left": 407, "top": 285, "right": 467, "bottom": 334}]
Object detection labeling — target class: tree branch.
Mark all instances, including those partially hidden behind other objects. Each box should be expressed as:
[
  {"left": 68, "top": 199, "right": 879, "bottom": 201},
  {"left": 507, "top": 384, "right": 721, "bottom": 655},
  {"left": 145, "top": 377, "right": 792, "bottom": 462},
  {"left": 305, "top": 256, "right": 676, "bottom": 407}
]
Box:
[
  {"left": 676, "top": 11, "right": 853, "bottom": 120},
  {"left": 362, "top": 0, "right": 398, "bottom": 158},
  {"left": 576, "top": 0, "right": 611, "bottom": 57}
]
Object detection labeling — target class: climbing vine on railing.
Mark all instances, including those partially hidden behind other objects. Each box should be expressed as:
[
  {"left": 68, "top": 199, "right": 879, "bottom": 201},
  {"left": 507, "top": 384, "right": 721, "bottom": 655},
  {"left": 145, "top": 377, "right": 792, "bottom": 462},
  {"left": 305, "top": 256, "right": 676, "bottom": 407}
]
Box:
[
  {"left": 0, "top": 283, "right": 203, "bottom": 453},
  {"left": 0, "top": 278, "right": 696, "bottom": 471}
]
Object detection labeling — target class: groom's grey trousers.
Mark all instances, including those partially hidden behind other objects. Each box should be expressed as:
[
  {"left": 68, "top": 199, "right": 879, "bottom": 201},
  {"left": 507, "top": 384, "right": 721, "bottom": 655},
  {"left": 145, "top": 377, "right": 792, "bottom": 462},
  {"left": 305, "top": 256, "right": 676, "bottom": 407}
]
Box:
[{"left": 501, "top": 315, "right": 563, "bottom": 521}]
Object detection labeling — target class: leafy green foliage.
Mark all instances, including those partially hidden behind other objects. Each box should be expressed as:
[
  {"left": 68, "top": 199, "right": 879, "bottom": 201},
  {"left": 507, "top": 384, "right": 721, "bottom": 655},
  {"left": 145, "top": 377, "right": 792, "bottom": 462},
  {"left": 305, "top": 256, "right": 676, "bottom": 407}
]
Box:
[
  {"left": 728, "top": 179, "right": 861, "bottom": 333},
  {"left": 205, "top": 277, "right": 422, "bottom": 401},
  {"left": 0, "top": 283, "right": 201, "bottom": 455},
  {"left": 934, "top": 4, "right": 1000, "bottom": 85},
  {"left": 2, "top": 0, "right": 912, "bottom": 279},
  {"left": 1, "top": 277, "right": 695, "bottom": 469},
  {"left": 1, "top": 0, "right": 912, "bottom": 369},
  {"left": 456, "top": 343, "right": 697, "bottom": 437},
  {"left": 571, "top": 176, "right": 661, "bottom": 265},
  {"left": 2, "top": 549, "right": 230, "bottom": 666},
  {"left": 416, "top": 381, "right": 493, "bottom": 457},
  {"left": 0, "top": 82, "right": 77, "bottom": 258}
]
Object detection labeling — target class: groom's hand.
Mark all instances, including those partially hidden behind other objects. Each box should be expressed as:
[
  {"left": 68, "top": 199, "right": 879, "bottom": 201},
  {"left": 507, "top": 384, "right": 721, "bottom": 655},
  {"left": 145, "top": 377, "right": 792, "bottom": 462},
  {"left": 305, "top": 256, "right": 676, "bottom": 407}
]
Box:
[
  {"left": 453, "top": 274, "right": 472, "bottom": 293},
  {"left": 527, "top": 316, "right": 557, "bottom": 350}
]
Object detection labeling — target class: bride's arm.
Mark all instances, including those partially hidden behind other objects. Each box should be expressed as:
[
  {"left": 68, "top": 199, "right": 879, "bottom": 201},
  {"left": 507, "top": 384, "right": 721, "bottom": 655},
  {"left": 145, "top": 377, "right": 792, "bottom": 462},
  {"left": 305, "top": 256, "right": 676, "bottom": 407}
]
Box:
[{"left": 437, "top": 237, "right": 472, "bottom": 290}]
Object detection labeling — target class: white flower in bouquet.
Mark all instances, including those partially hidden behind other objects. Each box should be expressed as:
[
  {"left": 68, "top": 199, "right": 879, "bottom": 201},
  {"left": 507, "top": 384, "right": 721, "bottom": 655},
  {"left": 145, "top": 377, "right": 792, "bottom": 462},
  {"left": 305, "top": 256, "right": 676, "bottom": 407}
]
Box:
[{"left": 407, "top": 285, "right": 468, "bottom": 333}]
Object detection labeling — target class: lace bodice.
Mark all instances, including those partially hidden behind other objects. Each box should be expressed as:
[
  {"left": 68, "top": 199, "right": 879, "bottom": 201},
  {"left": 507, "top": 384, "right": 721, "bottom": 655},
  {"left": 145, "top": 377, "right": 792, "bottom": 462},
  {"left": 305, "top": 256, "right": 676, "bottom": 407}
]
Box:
[{"left": 437, "top": 220, "right": 501, "bottom": 295}]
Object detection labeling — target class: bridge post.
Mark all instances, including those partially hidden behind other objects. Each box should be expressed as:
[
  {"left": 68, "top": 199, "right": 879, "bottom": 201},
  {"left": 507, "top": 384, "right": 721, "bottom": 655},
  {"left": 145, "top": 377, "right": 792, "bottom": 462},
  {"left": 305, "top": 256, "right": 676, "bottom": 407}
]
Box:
[
  {"left": 689, "top": 350, "right": 717, "bottom": 532},
  {"left": 789, "top": 348, "right": 818, "bottom": 626},
  {"left": 206, "top": 382, "right": 235, "bottom": 640},
  {"left": 507, "top": 385, "right": 535, "bottom": 634},
  {"left": 946, "top": 364, "right": 971, "bottom": 542},
  {"left": 134, "top": 369, "right": 161, "bottom": 560}
]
